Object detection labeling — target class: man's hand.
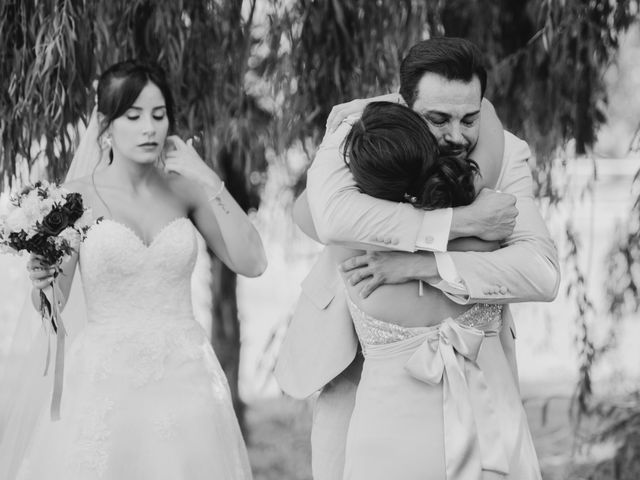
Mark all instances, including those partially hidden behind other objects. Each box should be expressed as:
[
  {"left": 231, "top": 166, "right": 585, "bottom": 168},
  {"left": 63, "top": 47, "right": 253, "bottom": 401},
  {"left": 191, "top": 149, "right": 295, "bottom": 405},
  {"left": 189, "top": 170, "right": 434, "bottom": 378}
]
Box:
[
  {"left": 325, "top": 93, "right": 405, "bottom": 133},
  {"left": 340, "top": 251, "right": 438, "bottom": 298},
  {"left": 451, "top": 188, "right": 518, "bottom": 241}
]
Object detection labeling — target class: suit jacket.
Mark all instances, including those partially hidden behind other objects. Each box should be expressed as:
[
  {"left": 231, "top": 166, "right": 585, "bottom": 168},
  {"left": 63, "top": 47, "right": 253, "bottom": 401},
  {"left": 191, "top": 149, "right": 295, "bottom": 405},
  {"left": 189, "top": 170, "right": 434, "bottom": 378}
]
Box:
[{"left": 275, "top": 121, "right": 560, "bottom": 399}]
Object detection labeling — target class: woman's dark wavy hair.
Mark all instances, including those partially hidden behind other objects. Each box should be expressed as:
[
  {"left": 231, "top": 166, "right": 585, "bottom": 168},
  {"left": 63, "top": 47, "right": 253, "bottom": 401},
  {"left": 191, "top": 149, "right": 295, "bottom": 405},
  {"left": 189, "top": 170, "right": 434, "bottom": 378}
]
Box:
[
  {"left": 343, "top": 101, "right": 478, "bottom": 210},
  {"left": 97, "top": 60, "right": 175, "bottom": 163}
]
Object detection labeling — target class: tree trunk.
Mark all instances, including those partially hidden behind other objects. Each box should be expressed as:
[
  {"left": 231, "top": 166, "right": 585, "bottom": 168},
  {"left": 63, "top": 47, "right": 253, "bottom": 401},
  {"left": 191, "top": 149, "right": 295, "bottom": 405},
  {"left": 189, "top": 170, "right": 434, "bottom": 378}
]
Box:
[{"left": 208, "top": 254, "right": 246, "bottom": 433}]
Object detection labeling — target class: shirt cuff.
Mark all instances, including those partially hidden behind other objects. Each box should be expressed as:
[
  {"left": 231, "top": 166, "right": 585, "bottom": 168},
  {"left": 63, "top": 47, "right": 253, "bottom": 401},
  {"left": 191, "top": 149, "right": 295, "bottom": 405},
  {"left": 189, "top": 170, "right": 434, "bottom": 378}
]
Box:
[
  {"left": 414, "top": 208, "right": 452, "bottom": 252},
  {"left": 426, "top": 252, "right": 470, "bottom": 305}
]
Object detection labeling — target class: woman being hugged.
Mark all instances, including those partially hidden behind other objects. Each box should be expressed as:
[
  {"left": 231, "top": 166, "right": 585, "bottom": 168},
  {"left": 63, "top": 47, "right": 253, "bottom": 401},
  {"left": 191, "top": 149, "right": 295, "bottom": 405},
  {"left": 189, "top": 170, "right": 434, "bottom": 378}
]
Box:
[
  {"left": 0, "top": 60, "right": 265, "bottom": 480},
  {"left": 331, "top": 102, "right": 541, "bottom": 480}
]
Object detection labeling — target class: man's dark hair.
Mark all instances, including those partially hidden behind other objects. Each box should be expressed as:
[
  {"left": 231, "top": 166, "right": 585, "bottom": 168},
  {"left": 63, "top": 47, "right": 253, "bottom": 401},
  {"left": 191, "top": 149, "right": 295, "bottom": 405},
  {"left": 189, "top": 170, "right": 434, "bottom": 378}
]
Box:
[{"left": 399, "top": 37, "right": 487, "bottom": 108}]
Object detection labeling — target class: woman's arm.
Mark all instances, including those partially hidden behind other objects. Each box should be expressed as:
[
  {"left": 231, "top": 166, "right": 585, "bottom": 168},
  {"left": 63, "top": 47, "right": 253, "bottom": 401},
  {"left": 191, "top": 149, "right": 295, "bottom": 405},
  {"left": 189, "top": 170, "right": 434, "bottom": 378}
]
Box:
[
  {"left": 163, "top": 136, "right": 267, "bottom": 277},
  {"left": 341, "top": 237, "right": 500, "bottom": 298},
  {"left": 27, "top": 178, "right": 90, "bottom": 311},
  {"left": 28, "top": 249, "right": 78, "bottom": 312},
  {"left": 178, "top": 176, "right": 267, "bottom": 278},
  {"left": 324, "top": 92, "right": 404, "bottom": 133}
]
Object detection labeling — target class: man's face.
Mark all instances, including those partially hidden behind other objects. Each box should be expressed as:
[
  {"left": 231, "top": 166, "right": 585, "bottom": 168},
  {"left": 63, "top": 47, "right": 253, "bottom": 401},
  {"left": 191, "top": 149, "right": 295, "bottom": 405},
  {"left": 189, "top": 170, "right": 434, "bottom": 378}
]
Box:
[{"left": 411, "top": 72, "right": 482, "bottom": 161}]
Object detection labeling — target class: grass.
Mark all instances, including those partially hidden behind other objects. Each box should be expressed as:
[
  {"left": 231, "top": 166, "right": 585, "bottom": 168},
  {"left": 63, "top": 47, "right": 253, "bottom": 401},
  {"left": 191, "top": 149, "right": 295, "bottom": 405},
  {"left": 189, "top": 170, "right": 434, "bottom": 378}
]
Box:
[
  {"left": 245, "top": 393, "right": 622, "bottom": 480},
  {"left": 247, "top": 397, "right": 313, "bottom": 480}
]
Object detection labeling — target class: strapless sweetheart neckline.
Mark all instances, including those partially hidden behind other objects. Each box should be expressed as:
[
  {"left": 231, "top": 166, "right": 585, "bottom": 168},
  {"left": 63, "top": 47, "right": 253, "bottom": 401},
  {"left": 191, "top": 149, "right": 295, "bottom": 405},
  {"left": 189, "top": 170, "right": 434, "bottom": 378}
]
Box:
[{"left": 95, "top": 217, "right": 190, "bottom": 249}]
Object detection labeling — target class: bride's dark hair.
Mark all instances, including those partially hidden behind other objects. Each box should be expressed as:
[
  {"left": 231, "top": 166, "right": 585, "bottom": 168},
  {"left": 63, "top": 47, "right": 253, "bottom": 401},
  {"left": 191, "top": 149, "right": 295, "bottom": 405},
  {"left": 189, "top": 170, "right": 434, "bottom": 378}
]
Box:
[
  {"left": 97, "top": 60, "right": 175, "bottom": 164},
  {"left": 343, "top": 101, "right": 478, "bottom": 209}
]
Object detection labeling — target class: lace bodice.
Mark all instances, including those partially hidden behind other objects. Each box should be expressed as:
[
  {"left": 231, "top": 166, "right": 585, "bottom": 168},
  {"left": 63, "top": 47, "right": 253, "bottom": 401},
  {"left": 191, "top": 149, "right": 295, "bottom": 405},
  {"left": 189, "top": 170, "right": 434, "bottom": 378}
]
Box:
[
  {"left": 347, "top": 298, "right": 503, "bottom": 352},
  {"left": 79, "top": 217, "right": 197, "bottom": 325}
]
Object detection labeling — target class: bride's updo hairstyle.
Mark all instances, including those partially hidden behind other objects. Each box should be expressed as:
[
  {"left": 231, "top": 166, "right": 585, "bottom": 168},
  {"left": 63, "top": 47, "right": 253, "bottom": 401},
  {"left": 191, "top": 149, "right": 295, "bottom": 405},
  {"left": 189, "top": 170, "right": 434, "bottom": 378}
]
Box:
[
  {"left": 343, "top": 101, "right": 478, "bottom": 209},
  {"left": 96, "top": 60, "right": 176, "bottom": 163}
]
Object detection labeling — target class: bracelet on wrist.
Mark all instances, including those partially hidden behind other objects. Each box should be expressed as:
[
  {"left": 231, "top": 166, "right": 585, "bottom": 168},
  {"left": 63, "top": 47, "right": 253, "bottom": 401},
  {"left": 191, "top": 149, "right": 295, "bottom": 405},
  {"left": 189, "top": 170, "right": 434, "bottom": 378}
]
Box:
[{"left": 207, "top": 181, "right": 225, "bottom": 202}]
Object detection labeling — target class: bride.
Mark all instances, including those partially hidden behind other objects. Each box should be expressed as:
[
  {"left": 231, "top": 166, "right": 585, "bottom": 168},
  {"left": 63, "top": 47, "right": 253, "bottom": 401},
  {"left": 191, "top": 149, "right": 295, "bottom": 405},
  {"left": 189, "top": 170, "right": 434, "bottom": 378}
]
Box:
[{"left": 0, "top": 60, "right": 265, "bottom": 479}]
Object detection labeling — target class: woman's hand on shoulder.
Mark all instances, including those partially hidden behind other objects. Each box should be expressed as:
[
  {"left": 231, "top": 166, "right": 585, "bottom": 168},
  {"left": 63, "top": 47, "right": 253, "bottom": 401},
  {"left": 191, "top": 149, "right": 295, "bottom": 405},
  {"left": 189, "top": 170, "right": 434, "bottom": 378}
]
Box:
[
  {"left": 325, "top": 93, "right": 405, "bottom": 133},
  {"left": 341, "top": 251, "right": 428, "bottom": 299},
  {"left": 163, "top": 135, "right": 221, "bottom": 189}
]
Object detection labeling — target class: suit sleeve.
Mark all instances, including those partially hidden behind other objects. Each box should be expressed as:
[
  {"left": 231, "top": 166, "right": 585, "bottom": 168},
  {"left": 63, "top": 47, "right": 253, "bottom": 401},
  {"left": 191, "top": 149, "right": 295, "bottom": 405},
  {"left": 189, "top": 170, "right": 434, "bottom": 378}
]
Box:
[
  {"left": 306, "top": 118, "right": 451, "bottom": 252},
  {"left": 439, "top": 131, "right": 560, "bottom": 304}
]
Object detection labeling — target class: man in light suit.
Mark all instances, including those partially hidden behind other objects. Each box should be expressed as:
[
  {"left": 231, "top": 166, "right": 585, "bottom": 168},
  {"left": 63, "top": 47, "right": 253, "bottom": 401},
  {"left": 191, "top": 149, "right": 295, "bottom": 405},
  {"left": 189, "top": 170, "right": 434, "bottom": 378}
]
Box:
[{"left": 275, "top": 37, "right": 560, "bottom": 480}]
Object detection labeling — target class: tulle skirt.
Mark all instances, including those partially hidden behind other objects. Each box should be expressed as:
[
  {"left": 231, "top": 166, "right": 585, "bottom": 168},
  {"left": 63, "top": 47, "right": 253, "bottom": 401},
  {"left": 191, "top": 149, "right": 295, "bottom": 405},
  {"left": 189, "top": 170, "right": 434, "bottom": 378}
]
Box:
[
  {"left": 0, "top": 317, "right": 252, "bottom": 480},
  {"left": 343, "top": 329, "right": 541, "bottom": 480}
]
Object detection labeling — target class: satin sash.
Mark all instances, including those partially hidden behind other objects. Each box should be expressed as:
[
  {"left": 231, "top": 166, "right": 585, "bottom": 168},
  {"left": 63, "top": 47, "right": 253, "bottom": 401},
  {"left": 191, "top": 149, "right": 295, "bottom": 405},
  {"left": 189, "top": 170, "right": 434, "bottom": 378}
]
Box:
[
  {"left": 404, "top": 317, "right": 509, "bottom": 479},
  {"left": 41, "top": 282, "right": 66, "bottom": 421}
]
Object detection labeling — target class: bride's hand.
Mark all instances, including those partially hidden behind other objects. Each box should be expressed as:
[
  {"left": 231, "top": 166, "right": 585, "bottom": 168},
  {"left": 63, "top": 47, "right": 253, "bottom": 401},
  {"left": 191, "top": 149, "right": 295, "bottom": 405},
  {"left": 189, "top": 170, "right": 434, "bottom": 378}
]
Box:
[
  {"left": 341, "top": 251, "right": 418, "bottom": 298},
  {"left": 163, "top": 135, "right": 222, "bottom": 190},
  {"left": 325, "top": 93, "right": 405, "bottom": 133},
  {"left": 27, "top": 254, "right": 57, "bottom": 290}
]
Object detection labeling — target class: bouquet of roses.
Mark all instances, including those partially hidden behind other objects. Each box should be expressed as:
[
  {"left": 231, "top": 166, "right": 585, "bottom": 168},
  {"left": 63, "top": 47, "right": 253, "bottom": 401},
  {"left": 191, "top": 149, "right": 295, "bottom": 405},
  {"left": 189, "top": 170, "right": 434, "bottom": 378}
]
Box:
[
  {"left": 0, "top": 179, "right": 95, "bottom": 325},
  {"left": 0, "top": 180, "right": 95, "bottom": 419},
  {"left": 0, "top": 180, "right": 93, "bottom": 264}
]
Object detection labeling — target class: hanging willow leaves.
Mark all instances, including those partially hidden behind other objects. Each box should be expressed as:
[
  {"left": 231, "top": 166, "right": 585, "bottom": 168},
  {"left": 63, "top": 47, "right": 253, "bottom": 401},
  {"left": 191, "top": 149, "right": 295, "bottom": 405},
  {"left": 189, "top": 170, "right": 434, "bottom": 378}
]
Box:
[{"left": 262, "top": 0, "right": 433, "bottom": 156}]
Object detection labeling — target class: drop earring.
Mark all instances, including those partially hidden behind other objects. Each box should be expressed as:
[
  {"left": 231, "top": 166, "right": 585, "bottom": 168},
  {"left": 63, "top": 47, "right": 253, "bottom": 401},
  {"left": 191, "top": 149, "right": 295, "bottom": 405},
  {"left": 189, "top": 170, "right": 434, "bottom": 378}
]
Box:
[{"left": 101, "top": 134, "right": 112, "bottom": 150}]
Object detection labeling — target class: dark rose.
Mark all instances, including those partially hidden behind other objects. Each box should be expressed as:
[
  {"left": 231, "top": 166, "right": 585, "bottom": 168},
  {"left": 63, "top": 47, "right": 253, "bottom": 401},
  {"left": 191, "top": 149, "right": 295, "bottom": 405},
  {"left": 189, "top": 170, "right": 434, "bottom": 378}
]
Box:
[
  {"left": 61, "top": 193, "right": 84, "bottom": 223},
  {"left": 26, "top": 232, "right": 50, "bottom": 254},
  {"left": 24, "top": 236, "right": 59, "bottom": 270},
  {"left": 8, "top": 230, "right": 28, "bottom": 250},
  {"left": 41, "top": 208, "right": 69, "bottom": 236}
]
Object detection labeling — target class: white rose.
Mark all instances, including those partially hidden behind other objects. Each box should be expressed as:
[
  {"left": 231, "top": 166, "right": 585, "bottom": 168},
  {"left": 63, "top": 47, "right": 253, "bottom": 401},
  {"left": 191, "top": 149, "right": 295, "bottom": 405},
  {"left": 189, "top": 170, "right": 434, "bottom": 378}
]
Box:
[
  {"left": 19, "top": 194, "right": 38, "bottom": 216},
  {"left": 37, "top": 180, "right": 52, "bottom": 195},
  {"left": 39, "top": 197, "right": 55, "bottom": 217},
  {"left": 59, "top": 227, "right": 81, "bottom": 251},
  {"left": 5, "top": 208, "right": 30, "bottom": 233},
  {"left": 0, "top": 198, "right": 12, "bottom": 215},
  {"left": 25, "top": 225, "right": 40, "bottom": 240},
  {"left": 53, "top": 235, "right": 67, "bottom": 249},
  {"left": 0, "top": 243, "right": 17, "bottom": 255},
  {"left": 50, "top": 187, "right": 68, "bottom": 204},
  {"left": 74, "top": 209, "right": 95, "bottom": 230},
  {"left": 24, "top": 187, "right": 41, "bottom": 204},
  {"left": 23, "top": 188, "right": 53, "bottom": 222}
]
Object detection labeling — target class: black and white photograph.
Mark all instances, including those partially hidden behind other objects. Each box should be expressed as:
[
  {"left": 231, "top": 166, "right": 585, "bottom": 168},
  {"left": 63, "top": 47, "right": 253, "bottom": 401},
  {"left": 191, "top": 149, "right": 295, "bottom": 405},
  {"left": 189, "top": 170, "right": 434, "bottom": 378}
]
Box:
[{"left": 1, "top": 1, "right": 640, "bottom": 479}]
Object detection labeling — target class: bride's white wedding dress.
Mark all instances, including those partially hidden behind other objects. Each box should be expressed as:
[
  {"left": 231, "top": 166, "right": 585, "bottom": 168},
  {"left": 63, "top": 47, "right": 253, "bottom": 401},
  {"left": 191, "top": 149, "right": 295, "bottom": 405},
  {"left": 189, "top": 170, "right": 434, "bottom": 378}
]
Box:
[
  {"left": 343, "top": 298, "right": 541, "bottom": 480},
  {"left": 2, "top": 217, "right": 252, "bottom": 479}
]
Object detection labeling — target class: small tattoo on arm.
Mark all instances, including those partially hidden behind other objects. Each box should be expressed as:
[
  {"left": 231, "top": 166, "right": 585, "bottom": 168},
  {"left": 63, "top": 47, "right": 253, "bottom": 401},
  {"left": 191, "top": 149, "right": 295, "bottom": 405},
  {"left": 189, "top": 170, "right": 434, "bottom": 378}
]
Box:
[{"left": 214, "top": 197, "right": 230, "bottom": 214}]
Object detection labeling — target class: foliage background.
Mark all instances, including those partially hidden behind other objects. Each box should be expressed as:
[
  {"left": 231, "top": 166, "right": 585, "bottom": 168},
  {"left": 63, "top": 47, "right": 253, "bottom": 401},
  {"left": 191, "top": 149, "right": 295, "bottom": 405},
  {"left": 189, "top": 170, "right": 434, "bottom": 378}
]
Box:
[{"left": 1, "top": 0, "right": 640, "bottom": 477}]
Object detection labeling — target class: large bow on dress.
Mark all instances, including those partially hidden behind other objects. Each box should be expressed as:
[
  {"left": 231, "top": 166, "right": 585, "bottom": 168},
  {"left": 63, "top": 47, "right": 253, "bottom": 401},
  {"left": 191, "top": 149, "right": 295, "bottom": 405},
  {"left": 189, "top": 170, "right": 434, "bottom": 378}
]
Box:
[{"left": 404, "top": 317, "right": 509, "bottom": 479}]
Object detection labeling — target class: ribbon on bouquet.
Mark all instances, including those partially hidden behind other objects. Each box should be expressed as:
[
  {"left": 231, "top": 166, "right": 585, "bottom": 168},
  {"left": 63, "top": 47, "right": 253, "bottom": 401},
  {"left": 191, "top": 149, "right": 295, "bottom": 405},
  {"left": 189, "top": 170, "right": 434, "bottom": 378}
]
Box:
[
  {"left": 40, "top": 281, "right": 67, "bottom": 421},
  {"left": 404, "top": 318, "right": 509, "bottom": 480}
]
